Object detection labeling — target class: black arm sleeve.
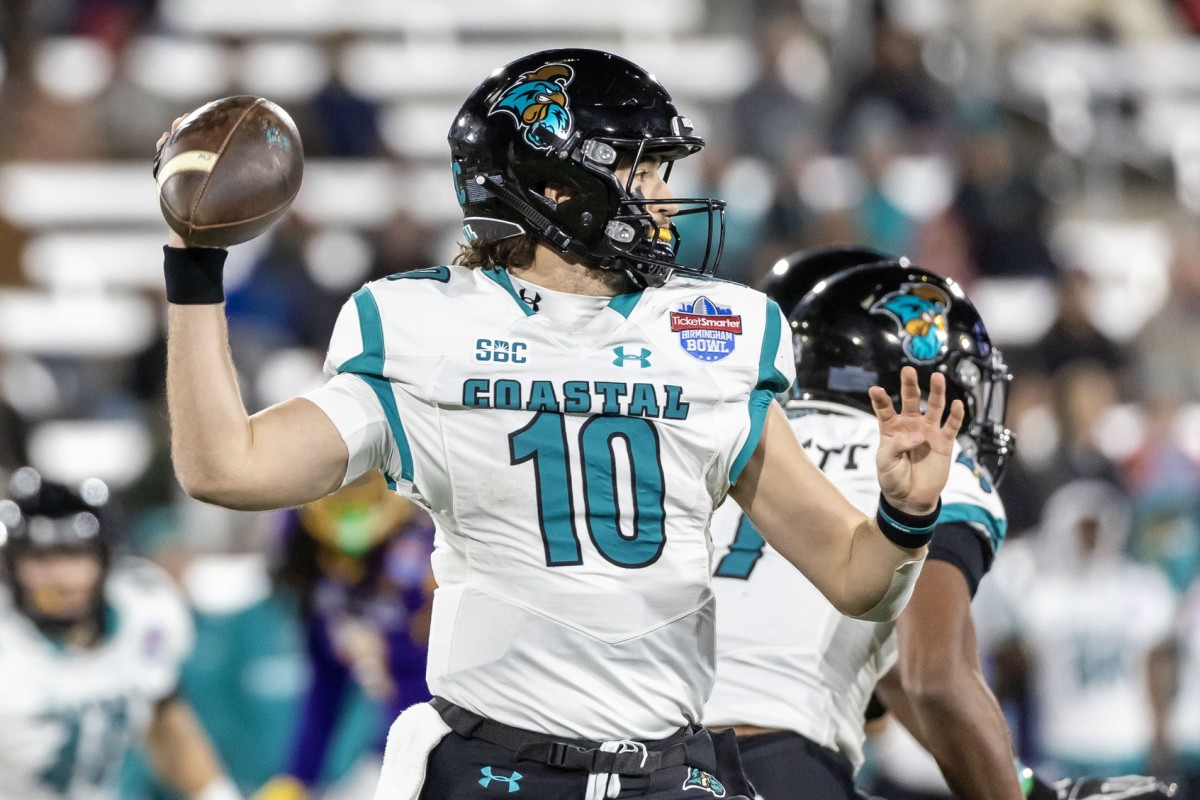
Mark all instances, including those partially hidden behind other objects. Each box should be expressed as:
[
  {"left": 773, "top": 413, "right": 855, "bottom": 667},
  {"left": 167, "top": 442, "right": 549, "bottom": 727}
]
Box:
[{"left": 927, "top": 521, "right": 993, "bottom": 598}]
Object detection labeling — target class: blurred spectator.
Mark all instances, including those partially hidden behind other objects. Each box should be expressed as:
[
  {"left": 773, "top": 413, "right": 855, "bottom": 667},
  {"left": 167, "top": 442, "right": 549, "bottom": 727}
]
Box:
[
  {"left": 1122, "top": 391, "right": 1200, "bottom": 499},
  {"left": 1030, "top": 270, "right": 1126, "bottom": 378},
  {"left": 727, "top": 14, "right": 819, "bottom": 166},
  {"left": 830, "top": 15, "right": 952, "bottom": 157},
  {"left": 950, "top": 108, "right": 1059, "bottom": 279},
  {"left": 1044, "top": 361, "right": 1123, "bottom": 488},
  {"left": 1002, "top": 481, "right": 1177, "bottom": 777},
  {"left": 1134, "top": 228, "right": 1200, "bottom": 404},
  {"left": 302, "top": 37, "right": 383, "bottom": 159},
  {"left": 848, "top": 106, "right": 917, "bottom": 257},
  {"left": 1130, "top": 487, "right": 1200, "bottom": 597}
]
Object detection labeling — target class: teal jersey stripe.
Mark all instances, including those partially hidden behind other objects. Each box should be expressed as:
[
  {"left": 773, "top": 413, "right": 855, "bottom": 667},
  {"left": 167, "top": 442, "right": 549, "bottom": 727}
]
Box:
[
  {"left": 758, "top": 298, "right": 792, "bottom": 393},
  {"left": 729, "top": 389, "right": 774, "bottom": 485},
  {"left": 939, "top": 502, "right": 1007, "bottom": 553},
  {"left": 336, "top": 287, "right": 385, "bottom": 375},
  {"left": 481, "top": 267, "right": 535, "bottom": 317},
  {"left": 334, "top": 287, "right": 413, "bottom": 485},
  {"left": 729, "top": 297, "right": 792, "bottom": 484},
  {"left": 607, "top": 290, "right": 644, "bottom": 319}
]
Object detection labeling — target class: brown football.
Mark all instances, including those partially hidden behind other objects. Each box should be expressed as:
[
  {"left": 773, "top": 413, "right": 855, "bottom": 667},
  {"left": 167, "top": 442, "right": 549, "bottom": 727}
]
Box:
[{"left": 156, "top": 96, "right": 303, "bottom": 248}]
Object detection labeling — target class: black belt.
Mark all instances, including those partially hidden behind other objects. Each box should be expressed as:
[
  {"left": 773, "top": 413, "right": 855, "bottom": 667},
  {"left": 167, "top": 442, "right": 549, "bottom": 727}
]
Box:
[{"left": 431, "top": 696, "right": 712, "bottom": 776}]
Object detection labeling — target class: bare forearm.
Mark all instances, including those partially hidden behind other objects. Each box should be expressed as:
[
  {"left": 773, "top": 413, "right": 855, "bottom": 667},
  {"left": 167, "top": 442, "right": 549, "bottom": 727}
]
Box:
[
  {"left": 904, "top": 672, "right": 1022, "bottom": 800},
  {"left": 167, "top": 304, "right": 252, "bottom": 496},
  {"left": 146, "top": 698, "right": 226, "bottom": 796},
  {"left": 886, "top": 559, "right": 1023, "bottom": 800},
  {"left": 165, "top": 301, "right": 347, "bottom": 510}
]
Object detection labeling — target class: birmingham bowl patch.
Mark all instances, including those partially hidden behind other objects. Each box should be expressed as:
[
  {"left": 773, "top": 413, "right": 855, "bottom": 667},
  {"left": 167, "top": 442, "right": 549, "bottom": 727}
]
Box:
[{"left": 671, "top": 296, "right": 741, "bottom": 362}]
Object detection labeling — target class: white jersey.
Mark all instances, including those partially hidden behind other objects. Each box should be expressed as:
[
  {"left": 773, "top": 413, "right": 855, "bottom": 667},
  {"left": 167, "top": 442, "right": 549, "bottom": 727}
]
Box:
[
  {"left": 704, "top": 401, "right": 1006, "bottom": 770},
  {"left": 0, "top": 558, "right": 193, "bottom": 800},
  {"left": 304, "top": 265, "right": 794, "bottom": 740},
  {"left": 1019, "top": 560, "right": 1175, "bottom": 762}
]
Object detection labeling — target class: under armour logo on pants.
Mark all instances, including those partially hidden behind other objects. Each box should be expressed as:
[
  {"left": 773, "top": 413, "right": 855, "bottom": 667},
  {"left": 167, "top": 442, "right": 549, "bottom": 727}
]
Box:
[{"left": 479, "top": 766, "right": 523, "bottom": 792}]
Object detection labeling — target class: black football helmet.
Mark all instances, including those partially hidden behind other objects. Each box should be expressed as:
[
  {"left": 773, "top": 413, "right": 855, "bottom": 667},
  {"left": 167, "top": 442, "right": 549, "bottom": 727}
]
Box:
[
  {"left": 789, "top": 263, "right": 1015, "bottom": 483},
  {"left": 758, "top": 244, "right": 896, "bottom": 317},
  {"left": 448, "top": 48, "right": 726, "bottom": 288},
  {"left": 0, "top": 467, "right": 111, "bottom": 633}
]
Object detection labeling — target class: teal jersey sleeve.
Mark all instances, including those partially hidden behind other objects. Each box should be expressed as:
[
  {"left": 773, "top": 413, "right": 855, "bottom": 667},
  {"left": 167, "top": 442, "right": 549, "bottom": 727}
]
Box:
[{"left": 729, "top": 296, "right": 795, "bottom": 485}]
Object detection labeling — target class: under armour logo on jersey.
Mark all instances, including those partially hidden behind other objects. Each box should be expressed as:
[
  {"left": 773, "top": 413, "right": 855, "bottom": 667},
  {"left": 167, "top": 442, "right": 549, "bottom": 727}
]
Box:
[
  {"left": 613, "top": 346, "right": 651, "bottom": 368},
  {"left": 518, "top": 288, "right": 541, "bottom": 312},
  {"left": 479, "top": 767, "right": 523, "bottom": 792},
  {"left": 682, "top": 768, "right": 726, "bottom": 797}
]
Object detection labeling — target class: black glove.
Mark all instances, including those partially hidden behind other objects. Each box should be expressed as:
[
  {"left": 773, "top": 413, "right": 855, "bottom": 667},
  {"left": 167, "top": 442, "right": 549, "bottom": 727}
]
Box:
[{"left": 1028, "top": 774, "right": 1176, "bottom": 800}]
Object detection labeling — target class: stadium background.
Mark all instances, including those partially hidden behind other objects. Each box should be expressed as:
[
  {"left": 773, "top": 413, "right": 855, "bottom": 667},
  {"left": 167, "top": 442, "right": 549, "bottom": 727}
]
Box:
[{"left": 2, "top": 0, "right": 1200, "bottom": 796}]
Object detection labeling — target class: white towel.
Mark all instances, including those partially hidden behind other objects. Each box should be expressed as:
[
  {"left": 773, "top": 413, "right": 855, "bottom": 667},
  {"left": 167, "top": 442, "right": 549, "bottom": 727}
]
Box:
[{"left": 372, "top": 703, "right": 452, "bottom": 800}]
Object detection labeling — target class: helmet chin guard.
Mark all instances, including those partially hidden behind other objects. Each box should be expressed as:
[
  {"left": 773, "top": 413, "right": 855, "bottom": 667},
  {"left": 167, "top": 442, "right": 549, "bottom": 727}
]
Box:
[{"left": 449, "top": 48, "right": 726, "bottom": 288}]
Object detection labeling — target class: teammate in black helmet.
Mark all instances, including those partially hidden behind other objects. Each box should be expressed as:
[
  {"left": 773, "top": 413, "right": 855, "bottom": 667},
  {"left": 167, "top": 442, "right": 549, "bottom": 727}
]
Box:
[{"left": 706, "top": 248, "right": 1170, "bottom": 800}]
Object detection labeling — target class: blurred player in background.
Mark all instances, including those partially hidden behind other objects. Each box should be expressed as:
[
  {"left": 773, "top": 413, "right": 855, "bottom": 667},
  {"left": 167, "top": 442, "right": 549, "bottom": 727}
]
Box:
[
  {"left": 0, "top": 467, "right": 239, "bottom": 800},
  {"left": 254, "top": 471, "right": 434, "bottom": 800},
  {"left": 158, "top": 47, "right": 965, "bottom": 799},
  {"left": 982, "top": 481, "right": 1177, "bottom": 786}
]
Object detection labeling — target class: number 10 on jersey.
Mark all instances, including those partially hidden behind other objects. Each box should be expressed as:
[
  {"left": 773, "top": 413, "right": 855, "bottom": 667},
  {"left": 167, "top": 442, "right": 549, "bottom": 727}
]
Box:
[{"left": 509, "top": 412, "right": 666, "bottom": 568}]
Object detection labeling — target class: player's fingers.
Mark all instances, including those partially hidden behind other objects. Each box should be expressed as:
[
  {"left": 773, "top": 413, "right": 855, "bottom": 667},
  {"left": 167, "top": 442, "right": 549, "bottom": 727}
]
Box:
[
  {"left": 924, "top": 371, "right": 946, "bottom": 423},
  {"left": 156, "top": 115, "right": 188, "bottom": 149},
  {"left": 869, "top": 385, "right": 897, "bottom": 425},
  {"left": 941, "top": 399, "right": 965, "bottom": 439},
  {"left": 898, "top": 366, "right": 921, "bottom": 415}
]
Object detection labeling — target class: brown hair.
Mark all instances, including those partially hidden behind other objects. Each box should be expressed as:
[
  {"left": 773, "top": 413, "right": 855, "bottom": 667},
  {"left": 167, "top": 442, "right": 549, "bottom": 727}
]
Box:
[{"left": 453, "top": 235, "right": 538, "bottom": 269}]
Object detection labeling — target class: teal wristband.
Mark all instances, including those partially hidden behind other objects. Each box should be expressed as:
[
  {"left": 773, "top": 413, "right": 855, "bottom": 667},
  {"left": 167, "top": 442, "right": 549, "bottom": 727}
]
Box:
[{"left": 876, "top": 495, "right": 940, "bottom": 548}]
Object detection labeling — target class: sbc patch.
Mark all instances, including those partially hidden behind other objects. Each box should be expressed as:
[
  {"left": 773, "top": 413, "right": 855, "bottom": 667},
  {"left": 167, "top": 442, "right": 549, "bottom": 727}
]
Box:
[{"left": 671, "top": 296, "right": 741, "bottom": 362}]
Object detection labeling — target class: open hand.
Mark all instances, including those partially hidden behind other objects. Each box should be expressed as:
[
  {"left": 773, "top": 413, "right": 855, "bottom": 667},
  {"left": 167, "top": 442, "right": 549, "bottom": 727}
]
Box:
[{"left": 870, "top": 367, "right": 964, "bottom": 515}]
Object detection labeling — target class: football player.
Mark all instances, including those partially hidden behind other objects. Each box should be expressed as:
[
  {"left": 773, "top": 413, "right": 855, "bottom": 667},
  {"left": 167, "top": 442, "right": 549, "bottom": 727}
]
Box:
[
  {"left": 0, "top": 467, "right": 239, "bottom": 800},
  {"left": 157, "top": 49, "right": 963, "bottom": 799},
  {"left": 705, "top": 249, "right": 1174, "bottom": 800}
]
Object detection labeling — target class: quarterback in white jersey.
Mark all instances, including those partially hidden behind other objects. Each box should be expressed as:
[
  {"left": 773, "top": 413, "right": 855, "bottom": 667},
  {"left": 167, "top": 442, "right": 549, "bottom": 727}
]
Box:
[
  {"left": 0, "top": 468, "right": 238, "bottom": 800},
  {"left": 305, "top": 264, "right": 792, "bottom": 741},
  {"left": 158, "top": 50, "right": 966, "bottom": 800}
]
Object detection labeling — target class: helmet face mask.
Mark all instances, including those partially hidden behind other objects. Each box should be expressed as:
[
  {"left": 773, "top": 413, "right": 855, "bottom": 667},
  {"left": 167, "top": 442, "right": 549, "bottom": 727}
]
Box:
[
  {"left": 786, "top": 263, "right": 1016, "bottom": 484},
  {"left": 450, "top": 48, "right": 727, "bottom": 288}
]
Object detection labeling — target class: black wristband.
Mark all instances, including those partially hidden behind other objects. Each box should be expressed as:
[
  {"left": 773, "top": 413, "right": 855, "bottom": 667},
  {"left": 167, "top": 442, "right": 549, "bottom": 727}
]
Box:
[
  {"left": 162, "top": 245, "right": 228, "bottom": 304},
  {"left": 875, "top": 494, "right": 940, "bottom": 549}
]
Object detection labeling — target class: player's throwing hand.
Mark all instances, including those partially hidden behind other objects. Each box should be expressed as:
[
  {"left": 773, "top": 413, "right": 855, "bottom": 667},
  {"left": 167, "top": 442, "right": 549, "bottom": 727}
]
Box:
[{"left": 869, "top": 367, "right": 964, "bottom": 516}]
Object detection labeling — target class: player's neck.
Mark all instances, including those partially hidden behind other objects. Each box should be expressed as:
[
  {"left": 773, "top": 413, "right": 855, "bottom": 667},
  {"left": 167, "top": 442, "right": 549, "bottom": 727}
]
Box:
[{"left": 509, "top": 245, "right": 633, "bottom": 297}]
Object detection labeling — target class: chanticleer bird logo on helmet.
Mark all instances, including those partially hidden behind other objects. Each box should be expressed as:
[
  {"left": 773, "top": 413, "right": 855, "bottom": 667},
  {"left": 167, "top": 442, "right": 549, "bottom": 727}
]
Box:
[
  {"left": 869, "top": 283, "right": 951, "bottom": 363},
  {"left": 489, "top": 63, "right": 574, "bottom": 150}
]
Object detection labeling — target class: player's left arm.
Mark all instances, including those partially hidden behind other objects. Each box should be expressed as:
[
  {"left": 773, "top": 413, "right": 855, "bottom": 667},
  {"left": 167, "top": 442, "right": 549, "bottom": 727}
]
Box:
[
  {"left": 145, "top": 694, "right": 242, "bottom": 800},
  {"left": 731, "top": 368, "right": 963, "bottom": 620},
  {"left": 888, "top": 550, "right": 1023, "bottom": 800}
]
